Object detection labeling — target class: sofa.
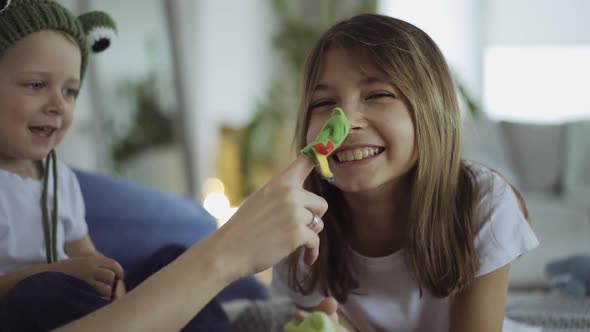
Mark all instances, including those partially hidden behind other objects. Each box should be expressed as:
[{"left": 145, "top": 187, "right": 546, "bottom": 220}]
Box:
[
  {"left": 73, "top": 168, "right": 268, "bottom": 303},
  {"left": 463, "top": 113, "right": 590, "bottom": 289}
]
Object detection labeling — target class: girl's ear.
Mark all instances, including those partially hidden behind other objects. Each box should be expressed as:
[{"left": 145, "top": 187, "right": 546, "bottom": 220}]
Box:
[
  {"left": 78, "top": 11, "right": 117, "bottom": 53},
  {"left": 0, "top": 0, "right": 12, "bottom": 13}
]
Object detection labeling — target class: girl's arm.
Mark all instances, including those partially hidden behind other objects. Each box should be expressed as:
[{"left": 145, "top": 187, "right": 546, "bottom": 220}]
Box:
[{"left": 449, "top": 264, "right": 511, "bottom": 332}]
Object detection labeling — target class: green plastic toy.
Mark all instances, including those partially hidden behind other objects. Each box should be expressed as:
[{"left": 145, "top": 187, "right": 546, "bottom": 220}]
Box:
[
  {"left": 284, "top": 311, "right": 336, "bottom": 332},
  {"left": 301, "top": 108, "right": 350, "bottom": 182}
]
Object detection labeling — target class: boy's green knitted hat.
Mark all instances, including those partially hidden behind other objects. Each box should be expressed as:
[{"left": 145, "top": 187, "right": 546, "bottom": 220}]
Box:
[{"left": 0, "top": 0, "right": 117, "bottom": 82}]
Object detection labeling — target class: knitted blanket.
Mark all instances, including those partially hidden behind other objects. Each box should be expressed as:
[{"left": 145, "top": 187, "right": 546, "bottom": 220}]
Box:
[{"left": 506, "top": 292, "right": 590, "bottom": 331}]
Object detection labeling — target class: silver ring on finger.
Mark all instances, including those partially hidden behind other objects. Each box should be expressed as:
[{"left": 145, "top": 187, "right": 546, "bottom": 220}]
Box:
[{"left": 307, "top": 213, "right": 320, "bottom": 229}]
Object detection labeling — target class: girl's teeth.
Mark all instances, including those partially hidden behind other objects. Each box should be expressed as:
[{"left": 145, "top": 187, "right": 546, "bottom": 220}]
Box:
[
  {"left": 336, "top": 147, "right": 381, "bottom": 162},
  {"left": 354, "top": 150, "right": 363, "bottom": 160}
]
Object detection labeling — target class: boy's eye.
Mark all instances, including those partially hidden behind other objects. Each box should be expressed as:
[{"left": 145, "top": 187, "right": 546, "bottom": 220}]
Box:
[
  {"left": 309, "top": 100, "right": 335, "bottom": 110},
  {"left": 24, "top": 82, "right": 46, "bottom": 90},
  {"left": 63, "top": 87, "right": 80, "bottom": 99}
]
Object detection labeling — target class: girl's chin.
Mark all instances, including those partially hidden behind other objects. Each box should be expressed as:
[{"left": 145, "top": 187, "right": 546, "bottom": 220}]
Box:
[{"left": 332, "top": 180, "right": 378, "bottom": 193}]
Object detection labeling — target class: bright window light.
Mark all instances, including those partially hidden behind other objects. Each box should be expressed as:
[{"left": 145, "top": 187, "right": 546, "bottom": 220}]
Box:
[
  {"left": 201, "top": 177, "right": 239, "bottom": 227},
  {"left": 484, "top": 46, "right": 590, "bottom": 123}
]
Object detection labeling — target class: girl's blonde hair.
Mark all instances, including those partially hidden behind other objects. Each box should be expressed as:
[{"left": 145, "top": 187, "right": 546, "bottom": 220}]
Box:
[{"left": 288, "top": 14, "right": 527, "bottom": 300}]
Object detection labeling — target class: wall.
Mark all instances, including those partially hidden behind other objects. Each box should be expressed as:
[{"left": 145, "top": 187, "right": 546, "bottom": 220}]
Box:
[
  {"left": 483, "top": 0, "right": 590, "bottom": 122},
  {"left": 56, "top": 0, "right": 278, "bottom": 197},
  {"left": 56, "top": 0, "right": 174, "bottom": 173},
  {"left": 485, "top": 0, "right": 590, "bottom": 45},
  {"left": 378, "top": 0, "right": 484, "bottom": 101},
  {"left": 191, "top": 0, "right": 277, "bottom": 195},
  {"left": 379, "top": 0, "right": 590, "bottom": 122}
]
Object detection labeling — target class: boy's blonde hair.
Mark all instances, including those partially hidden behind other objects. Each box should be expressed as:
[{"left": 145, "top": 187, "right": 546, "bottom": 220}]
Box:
[{"left": 288, "top": 14, "right": 527, "bottom": 299}]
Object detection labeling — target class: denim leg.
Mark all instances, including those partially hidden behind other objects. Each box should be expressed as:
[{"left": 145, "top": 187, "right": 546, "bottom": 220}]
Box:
[{"left": 0, "top": 271, "right": 107, "bottom": 332}]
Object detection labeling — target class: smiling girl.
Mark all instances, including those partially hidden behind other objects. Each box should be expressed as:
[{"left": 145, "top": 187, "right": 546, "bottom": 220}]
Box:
[{"left": 273, "top": 14, "right": 539, "bottom": 332}]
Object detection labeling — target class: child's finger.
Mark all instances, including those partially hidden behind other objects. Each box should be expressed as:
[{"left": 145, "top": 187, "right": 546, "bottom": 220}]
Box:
[
  {"left": 295, "top": 309, "right": 309, "bottom": 321},
  {"left": 94, "top": 267, "right": 116, "bottom": 285},
  {"left": 316, "top": 297, "right": 339, "bottom": 316},
  {"left": 98, "top": 257, "right": 125, "bottom": 280},
  {"left": 90, "top": 280, "right": 112, "bottom": 298},
  {"left": 110, "top": 276, "right": 119, "bottom": 302}
]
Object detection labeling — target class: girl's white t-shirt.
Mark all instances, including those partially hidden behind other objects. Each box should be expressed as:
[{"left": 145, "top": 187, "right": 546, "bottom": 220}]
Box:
[
  {"left": 272, "top": 166, "right": 539, "bottom": 332},
  {"left": 0, "top": 161, "right": 88, "bottom": 276}
]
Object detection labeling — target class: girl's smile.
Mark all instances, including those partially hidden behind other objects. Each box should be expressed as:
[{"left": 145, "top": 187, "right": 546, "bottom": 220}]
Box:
[{"left": 333, "top": 145, "right": 385, "bottom": 163}]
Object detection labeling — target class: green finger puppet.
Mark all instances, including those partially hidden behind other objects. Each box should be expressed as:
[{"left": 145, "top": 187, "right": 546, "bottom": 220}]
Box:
[
  {"left": 301, "top": 107, "right": 350, "bottom": 182},
  {"left": 284, "top": 312, "right": 335, "bottom": 332}
]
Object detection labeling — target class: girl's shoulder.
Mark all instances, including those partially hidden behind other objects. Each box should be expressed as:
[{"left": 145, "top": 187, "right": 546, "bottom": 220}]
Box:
[
  {"left": 463, "top": 161, "right": 517, "bottom": 209},
  {"left": 463, "top": 161, "right": 539, "bottom": 276}
]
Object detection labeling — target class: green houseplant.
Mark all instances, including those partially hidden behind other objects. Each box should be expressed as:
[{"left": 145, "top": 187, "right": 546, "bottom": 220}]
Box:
[{"left": 110, "top": 71, "right": 175, "bottom": 172}]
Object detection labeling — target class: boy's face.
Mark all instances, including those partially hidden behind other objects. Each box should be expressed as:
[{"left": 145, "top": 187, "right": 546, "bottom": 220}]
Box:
[{"left": 0, "top": 30, "right": 81, "bottom": 164}]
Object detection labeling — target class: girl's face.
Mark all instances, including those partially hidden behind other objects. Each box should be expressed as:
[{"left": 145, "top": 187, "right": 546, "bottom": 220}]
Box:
[
  {"left": 306, "top": 47, "right": 416, "bottom": 193},
  {"left": 0, "top": 30, "right": 81, "bottom": 167}
]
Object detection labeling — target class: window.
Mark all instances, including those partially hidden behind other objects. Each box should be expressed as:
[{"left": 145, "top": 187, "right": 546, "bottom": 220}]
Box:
[{"left": 484, "top": 46, "right": 590, "bottom": 122}]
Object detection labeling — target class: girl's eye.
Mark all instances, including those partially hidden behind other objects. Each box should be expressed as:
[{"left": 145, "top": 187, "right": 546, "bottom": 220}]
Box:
[
  {"left": 309, "top": 100, "right": 335, "bottom": 110},
  {"left": 367, "top": 92, "right": 395, "bottom": 100},
  {"left": 63, "top": 87, "right": 80, "bottom": 99}
]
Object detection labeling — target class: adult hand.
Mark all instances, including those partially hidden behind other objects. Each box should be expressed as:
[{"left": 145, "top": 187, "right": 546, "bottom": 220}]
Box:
[
  {"left": 49, "top": 256, "right": 124, "bottom": 299},
  {"left": 214, "top": 154, "right": 328, "bottom": 279}
]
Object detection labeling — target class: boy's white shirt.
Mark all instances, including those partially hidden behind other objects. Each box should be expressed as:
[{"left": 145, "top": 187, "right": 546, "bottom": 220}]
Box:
[
  {"left": 272, "top": 165, "right": 540, "bottom": 332},
  {"left": 0, "top": 161, "right": 88, "bottom": 276}
]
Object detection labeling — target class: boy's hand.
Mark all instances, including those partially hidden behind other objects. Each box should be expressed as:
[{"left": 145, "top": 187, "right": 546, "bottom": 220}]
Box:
[
  {"left": 111, "top": 277, "right": 126, "bottom": 301},
  {"left": 48, "top": 256, "right": 124, "bottom": 299}
]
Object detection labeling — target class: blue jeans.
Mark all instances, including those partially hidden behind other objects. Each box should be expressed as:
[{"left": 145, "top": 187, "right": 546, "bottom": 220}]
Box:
[{"left": 0, "top": 245, "right": 230, "bottom": 331}]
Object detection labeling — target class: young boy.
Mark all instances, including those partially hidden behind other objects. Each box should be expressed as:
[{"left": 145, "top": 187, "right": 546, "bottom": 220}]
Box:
[{"left": 0, "top": 0, "right": 126, "bottom": 330}]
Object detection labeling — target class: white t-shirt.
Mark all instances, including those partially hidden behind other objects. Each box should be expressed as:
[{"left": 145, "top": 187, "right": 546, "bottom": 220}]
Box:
[
  {"left": 0, "top": 161, "right": 88, "bottom": 276},
  {"left": 272, "top": 166, "right": 539, "bottom": 332}
]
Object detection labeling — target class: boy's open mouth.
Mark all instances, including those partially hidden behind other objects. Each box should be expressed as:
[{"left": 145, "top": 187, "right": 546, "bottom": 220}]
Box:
[
  {"left": 333, "top": 147, "right": 385, "bottom": 163},
  {"left": 29, "top": 126, "right": 57, "bottom": 138}
]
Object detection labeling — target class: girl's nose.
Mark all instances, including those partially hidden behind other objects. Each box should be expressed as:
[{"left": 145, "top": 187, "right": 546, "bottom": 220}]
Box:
[{"left": 341, "top": 104, "right": 367, "bottom": 130}]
